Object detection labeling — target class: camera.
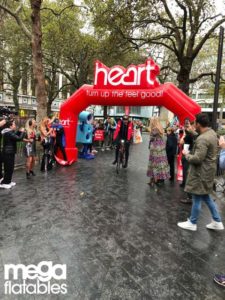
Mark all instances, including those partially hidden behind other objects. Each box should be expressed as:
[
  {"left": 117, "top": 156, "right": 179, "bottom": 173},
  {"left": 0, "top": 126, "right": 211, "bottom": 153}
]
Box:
[{"left": 0, "top": 106, "right": 18, "bottom": 121}]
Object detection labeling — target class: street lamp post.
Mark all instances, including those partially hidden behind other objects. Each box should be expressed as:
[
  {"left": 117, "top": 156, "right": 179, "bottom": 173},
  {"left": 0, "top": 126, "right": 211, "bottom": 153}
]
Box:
[{"left": 212, "top": 26, "right": 224, "bottom": 131}]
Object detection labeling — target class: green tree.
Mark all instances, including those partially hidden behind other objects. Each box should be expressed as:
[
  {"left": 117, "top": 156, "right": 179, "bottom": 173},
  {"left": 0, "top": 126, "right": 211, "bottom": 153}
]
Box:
[
  {"left": 0, "top": 16, "right": 31, "bottom": 111},
  {"left": 87, "top": 0, "right": 225, "bottom": 95},
  {"left": 0, "top": 0, "right": 48, "bottom": 122}
]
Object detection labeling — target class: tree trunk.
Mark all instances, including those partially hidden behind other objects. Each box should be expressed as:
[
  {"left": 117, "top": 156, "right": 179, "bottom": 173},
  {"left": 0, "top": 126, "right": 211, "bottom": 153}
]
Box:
[
  {"left": 177, "top": 59, "right": 192, "bottom": 95},
  {"left": 30, "top": 0, "right": 47, "bottom": 124},
  {"left": 13, "top": 87, "right": 19, "bottom": 112},
  {"left": 47, "top": 101, "right": 52, "bottom": 117}
]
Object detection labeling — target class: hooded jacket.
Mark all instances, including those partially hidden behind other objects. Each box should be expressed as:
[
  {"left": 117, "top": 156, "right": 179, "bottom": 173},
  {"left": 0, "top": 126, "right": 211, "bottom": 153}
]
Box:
[{"left": 2, "top": 128, "right": 25, "bottom": 154}]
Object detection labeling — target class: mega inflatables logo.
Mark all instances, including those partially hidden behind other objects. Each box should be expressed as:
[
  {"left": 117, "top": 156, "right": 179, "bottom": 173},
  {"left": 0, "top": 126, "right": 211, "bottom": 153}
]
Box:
[
  {"left": 4, "top": 261, "right": 67, "bottom": 295},
  {"left": 94, "top": 59, "right": 160, "bottom": 89}
]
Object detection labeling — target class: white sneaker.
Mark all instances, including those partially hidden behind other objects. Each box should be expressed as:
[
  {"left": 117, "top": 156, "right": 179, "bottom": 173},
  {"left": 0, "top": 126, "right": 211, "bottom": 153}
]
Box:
[
  {"left": 177, "top": 219, "right": 197, "bottom": 231},
  {"left": 0, "top": 178, "right": 3, "bottom": 183},
  {"left": 0, "top": 184, "right": 12, "bottom": 189},
  {"left": 206, "top": 220, "right": 224, "bottom": 230},
  {"left": 10, "top": 182, "right": 16, "bottom": 187}
]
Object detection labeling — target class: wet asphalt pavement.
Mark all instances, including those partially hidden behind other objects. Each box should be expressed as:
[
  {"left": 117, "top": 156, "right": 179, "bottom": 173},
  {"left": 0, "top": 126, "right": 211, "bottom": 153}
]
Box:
[{"left": 0, "top": 135, "right": 225, "bottom": 300}]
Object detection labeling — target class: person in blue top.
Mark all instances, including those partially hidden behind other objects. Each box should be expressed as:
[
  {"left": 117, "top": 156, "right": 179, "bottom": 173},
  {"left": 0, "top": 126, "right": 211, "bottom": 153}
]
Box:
[
  {"left": 219, "top": 135, "right": 225, "bottom": 169},
  {"left": 51, "top": 118, "right": 67, "bottom": 161},
  {"left": 213, "top": 135, "right": 225, "bottom": 287}
]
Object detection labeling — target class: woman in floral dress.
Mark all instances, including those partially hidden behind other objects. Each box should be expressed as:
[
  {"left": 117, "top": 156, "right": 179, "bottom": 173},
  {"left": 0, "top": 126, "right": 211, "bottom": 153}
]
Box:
[{"left": 147, "top": 117, "right": 170, "bottom": 186}]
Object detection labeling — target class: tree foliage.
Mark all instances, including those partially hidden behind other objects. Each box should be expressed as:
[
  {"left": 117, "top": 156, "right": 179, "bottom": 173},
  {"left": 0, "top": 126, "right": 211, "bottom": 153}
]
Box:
[{"left": 86, "top": 0, "right": 225, "bottom": 94}]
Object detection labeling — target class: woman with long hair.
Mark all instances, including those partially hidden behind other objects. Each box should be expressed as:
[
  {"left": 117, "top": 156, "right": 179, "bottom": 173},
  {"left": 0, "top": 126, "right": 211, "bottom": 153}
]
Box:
[
  {"left": 39, "top": 117, "right": 53, "bottom": 171},
  {"left": 24, "top": 119, "right": 37, "bottom": 179},
  {"left": 147, "top": 117, "right": 170, "bottom": 188}
]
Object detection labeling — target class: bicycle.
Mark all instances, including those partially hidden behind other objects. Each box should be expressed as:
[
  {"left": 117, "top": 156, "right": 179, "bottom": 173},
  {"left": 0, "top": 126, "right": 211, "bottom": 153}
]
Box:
[{"left": 116, "top": 139, "right": 126, "bottom": 174}]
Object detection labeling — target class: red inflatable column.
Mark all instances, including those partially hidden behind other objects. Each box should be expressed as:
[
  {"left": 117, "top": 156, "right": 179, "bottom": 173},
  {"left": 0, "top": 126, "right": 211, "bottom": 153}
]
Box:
[{"left": 125, "top": 106, "right": 130, "bottom": 115}]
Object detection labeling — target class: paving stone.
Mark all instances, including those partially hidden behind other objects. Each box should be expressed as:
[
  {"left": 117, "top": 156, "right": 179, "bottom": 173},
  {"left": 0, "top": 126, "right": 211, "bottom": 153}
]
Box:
[{"left": 0, "top": 135, "right": 224, "bottom": 299}]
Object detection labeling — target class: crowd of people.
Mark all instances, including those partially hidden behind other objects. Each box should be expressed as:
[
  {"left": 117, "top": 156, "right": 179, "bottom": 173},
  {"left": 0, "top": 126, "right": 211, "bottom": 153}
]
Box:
[
  {"left": 89, "top": 116, "right": 143, "bottom": 153},
  {"left": 0, "top": 114, "right": 145, "bottom": 188},
  {"left": 146, "top": 115, "right": 224, "bottom": 231},
  {"left": 0, "top": 113, "right": 67, "bottom": 188}
]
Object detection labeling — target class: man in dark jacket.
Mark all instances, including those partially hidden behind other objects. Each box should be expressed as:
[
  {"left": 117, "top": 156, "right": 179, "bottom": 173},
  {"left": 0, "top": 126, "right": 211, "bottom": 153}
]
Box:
[
  {"left": 166, "top": 127, "right": 178, "bottom": 181},
  {"left": 112, "top": 115, "right": 133, "bottom": 168},
  {"left": 51, "top": 119, "right": 67, "bottom": 161},
  {"left": 177, "top": 113, "right": 224, "bottom": 231},
  {"left": 0, "top": 120, "right": 25, "bottom": 189}
]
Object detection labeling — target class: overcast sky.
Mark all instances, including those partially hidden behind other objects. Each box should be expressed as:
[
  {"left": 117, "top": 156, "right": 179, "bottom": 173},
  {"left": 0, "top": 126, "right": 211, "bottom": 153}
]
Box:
[{"left": 215, "top": 0, "right": 225, "bottom": 13}]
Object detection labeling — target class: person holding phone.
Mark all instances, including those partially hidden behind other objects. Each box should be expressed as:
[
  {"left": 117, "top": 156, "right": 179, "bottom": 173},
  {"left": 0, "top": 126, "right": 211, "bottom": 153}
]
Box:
[
  {"left": 0, "top": 120, "right": 25, "bottom": 189},
  {"left": 177, "top": 113, "right": 224, "bottom": 231},
  {"left": 179, "top": 118, "right": 197, "bottom": 203}
]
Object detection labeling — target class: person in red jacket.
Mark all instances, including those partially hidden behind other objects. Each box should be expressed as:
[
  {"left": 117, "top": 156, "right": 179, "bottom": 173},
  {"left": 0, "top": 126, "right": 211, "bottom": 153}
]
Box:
[{"left": 112, "top": 115, "right": 133, "bottom": 168}]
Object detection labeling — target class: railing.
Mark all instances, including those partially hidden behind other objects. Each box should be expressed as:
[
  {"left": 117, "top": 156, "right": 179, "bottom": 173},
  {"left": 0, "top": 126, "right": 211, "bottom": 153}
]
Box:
[{"left": 15, "top": 142, "right": 42, "bottom": 168}]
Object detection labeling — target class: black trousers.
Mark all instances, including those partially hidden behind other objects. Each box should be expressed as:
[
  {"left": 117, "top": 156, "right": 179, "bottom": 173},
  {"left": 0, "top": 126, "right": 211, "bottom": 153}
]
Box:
[
  {"left": 182, "top": 156, "right": 189, "bottom": 185},
  {"left": 182, "top": 155, "right": 192, "bottom": 199},
  {"left": 115, "top": 141, "right": 130, "bottom": 163},
  {"left": 41, "top": 145, "right": 52, "bottom": 171},
  {"left": 2, "top": 153, "right": 15, "bottom": 184},
  {"left": 0, "top": 151, "right": 3, "bottom": 179},
  {"left": 167, "top": 154, "right": 175, "bottom": 180},
  {"left": 54, "top": 142, "right": 67, "bottom": 161}
]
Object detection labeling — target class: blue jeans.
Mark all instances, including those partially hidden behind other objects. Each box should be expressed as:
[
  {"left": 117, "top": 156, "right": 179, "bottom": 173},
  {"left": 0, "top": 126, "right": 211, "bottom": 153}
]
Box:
[{"left": 190, "top": 194, "right": 222, "bottom": 224}]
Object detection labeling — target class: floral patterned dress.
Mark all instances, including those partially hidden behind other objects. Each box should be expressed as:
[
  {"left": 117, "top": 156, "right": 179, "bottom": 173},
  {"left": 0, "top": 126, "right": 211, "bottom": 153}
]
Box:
[{"left": 147, "top": 129, "right": 170, "bottom": 181}]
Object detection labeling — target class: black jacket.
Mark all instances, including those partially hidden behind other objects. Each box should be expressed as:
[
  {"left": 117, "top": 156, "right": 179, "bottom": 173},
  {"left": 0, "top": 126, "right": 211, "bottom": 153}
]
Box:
[
  {"left": 166, "top": 133, "right": 178, "bottom": 156},
  {"left": 2, "top": 128, "right": 25, "bottom": 154}
]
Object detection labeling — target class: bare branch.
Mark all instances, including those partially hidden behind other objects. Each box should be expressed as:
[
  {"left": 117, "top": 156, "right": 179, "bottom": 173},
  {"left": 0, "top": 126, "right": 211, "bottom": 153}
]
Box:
[
  {"left": 160, "top": 65, "right": 179, "bottom": 74},
  {"left": 175, "top": 0, "right": 187, "bottom": 54},
  {"left": 0, "top": 3, "right": 31, "bottom": 38},
  {"left": 161, "top": 0, "right": 182, "bottom": 45},
  {"left": 41, "top": 4, "right": 89, "bottom": 16},
  {"left": 193, "top": 17, "right": 225, "bottom": 59},
  {"left": 197, "top": 14, "right": 222, "bottom": 32},
  {"left": 189, "top": 72, "right": 215, "bottom": 83}
]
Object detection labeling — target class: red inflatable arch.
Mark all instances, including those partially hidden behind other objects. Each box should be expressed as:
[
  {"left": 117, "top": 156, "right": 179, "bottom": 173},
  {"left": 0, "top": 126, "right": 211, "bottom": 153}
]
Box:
[{"left": 60, "top": 59, "right": 201, "bottom": 163}]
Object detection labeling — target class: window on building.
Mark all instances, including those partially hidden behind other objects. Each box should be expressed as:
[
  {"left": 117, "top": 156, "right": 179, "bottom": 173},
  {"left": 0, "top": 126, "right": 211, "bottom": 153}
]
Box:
[
  {"left": 130, "top": 106, "right": 141, "bottom": 115},
  {"left": 116, "top": 106, "right": 125, "bottom": 114}
]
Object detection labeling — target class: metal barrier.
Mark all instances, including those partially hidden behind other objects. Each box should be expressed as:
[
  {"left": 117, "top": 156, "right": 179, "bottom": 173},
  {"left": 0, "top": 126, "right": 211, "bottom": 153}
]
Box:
[{"left": 15, "top": 142, "right": 42, "bottom": 168}]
